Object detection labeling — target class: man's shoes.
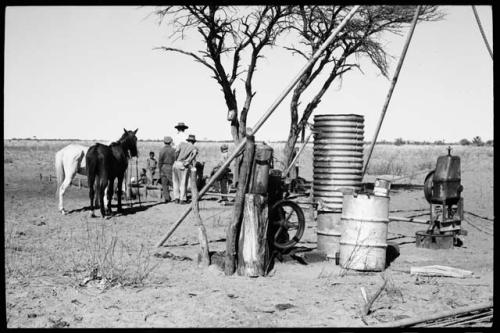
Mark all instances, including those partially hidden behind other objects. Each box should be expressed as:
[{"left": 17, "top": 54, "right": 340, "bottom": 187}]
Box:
[{"left": 174, "top": 199, "right": 180, "bottom": 204}]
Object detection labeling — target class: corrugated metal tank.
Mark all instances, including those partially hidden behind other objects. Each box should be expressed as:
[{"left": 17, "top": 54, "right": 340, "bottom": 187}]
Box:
[{"left": 313, "top": 114, "right": 364, "bottom": 258}]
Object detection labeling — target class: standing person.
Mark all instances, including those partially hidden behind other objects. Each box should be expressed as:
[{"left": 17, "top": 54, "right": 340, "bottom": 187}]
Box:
[
  {"left": 146, "top": 151, "right": 158, "bottom": 185},
  {"left": 211, "top": 144, "right": 230, "bottom": 203},
  {"left": 158, "top": 136, "right": 176, "bottom": 203},
  {"left": 173, "top": 122, "right": 189, "bottom": 149},
  {"left": 173, "top": 134, "right": 198, "bottom": 204}
]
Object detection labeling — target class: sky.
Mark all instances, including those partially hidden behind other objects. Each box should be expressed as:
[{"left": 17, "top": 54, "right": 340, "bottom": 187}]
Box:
[{"left": 4, "top": 5, "right": 493, "bottom": 142}]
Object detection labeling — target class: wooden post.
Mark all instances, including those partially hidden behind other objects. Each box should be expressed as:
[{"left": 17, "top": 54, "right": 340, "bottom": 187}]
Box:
[
  {"left": 190, "top": 170, "right": 210, "bottom": 267},
  {"left": 78, "top": 178, "right": 82, "bottom": 188},
  {"left": 249, "top": 144, "right": 273, "bottom": 195},
  {"left": 49, "top": 175, "right": 52, "bottom": 182},
  {"left": 225, "top": 135, "right": 255, "bottom": 275},
  {"left": 40, "top": 173, "right": 42, "bottom": 181},
  {"left": 237, "top": 194, "right": 269, "bottom": 277}
]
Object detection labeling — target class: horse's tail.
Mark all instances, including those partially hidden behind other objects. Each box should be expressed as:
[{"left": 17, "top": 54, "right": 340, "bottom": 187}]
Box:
[{"left": 55, "top": 149, "right": 65, "bottom": 198}]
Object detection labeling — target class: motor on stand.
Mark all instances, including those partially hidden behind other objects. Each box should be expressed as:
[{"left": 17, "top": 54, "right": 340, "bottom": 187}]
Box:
[{"left": 416, "top": 146, "right": 466, "bottom": 249}]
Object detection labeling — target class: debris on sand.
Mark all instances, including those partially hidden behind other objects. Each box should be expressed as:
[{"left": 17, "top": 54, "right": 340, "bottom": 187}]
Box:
[
  {"left": 410, "top": 265, "right": 473, "bottom": 278},
  {"left": 48, "top": 317, "right": 70, "bottom": 328},
  {"left": 154, "top": 251, "right": 193, "bottom": 261},
  {"left": 275, "top": 303, "right": 295, "bottom": 311}
]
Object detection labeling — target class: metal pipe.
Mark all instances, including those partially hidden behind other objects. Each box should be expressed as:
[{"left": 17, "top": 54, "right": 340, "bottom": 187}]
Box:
[
  {"left": 362, "top": 6, "right": 421, "bottom": 178},
  {"left": 156, "top": 6, "right": 361, "bottom": 248},
  {"left": 389, "top": 215, "right": 428, "bottom": 224},
  {"left": 471, "top": 6, "right": 493, "bottom": 59},
  {"left": 283, "top": 129, "right": 313, "bottom": 177}
]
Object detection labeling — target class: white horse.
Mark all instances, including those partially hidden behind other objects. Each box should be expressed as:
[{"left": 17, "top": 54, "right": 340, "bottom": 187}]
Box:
[
  {"left": 55, "top": 144, "right": 92, "bottom": 214},
  {"left": 55, "top": 143, "right": 124, "bottom": 214}
]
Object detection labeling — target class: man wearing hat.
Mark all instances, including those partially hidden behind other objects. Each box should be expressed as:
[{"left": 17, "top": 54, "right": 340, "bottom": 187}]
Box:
[
  {"left": 173, "top": 134, "right": 198, "bottom": 204},
  {"left": 173, "top": 122, "right": 189, "bottom": 149},
  {"left": 211, "top": 144, "right": 231, "bottom": 203},
  {"left": 158, "top": 136, "right": 176, "bottom": 203}
]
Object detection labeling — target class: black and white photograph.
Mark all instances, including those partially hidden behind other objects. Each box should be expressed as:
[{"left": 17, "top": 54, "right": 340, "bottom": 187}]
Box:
[{"left": 3, "top": 4, "right": 493, "bottom": 328}]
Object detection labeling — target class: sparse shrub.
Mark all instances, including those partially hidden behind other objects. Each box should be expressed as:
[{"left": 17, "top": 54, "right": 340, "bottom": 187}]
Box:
[
  {"left": 486, "top": 140, "right": 493, "bottom": 146},
  {"left": 433, "top": 140, "right": 445, "bottom": 145},
  {"left": 459, "top": 138, "right": 471, "bottom": 146},
  {"left": 472, "top": 136, "right": 484, "bottom": 146},
  {"left": 394, "top": 138, "right": 405, "bottom": 146}
]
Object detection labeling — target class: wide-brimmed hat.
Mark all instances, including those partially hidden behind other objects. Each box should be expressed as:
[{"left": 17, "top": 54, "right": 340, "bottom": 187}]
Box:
[
  {"left": 220, "top": 144, "right": 228, "bottom": 152},
  {"left": 186, "top": 134, "right": 196, "bottom": 143},
  {"left": 163, "top": 136, "right": 173, "bottom": 144},
  {"left": 175, "top": 122, "right": 188, "bottom": 130}
]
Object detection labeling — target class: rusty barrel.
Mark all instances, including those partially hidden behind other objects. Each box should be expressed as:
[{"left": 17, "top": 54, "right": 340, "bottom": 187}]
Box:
[
  {"left": 339, "top": 193, "right": 389, "bottom": 271},
  {"left": 313, "top": 114, "right": 364, "bottom": 258}
]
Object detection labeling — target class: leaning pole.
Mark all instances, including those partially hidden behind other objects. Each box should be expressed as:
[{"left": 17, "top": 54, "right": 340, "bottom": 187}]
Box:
[
  {"left": 156, "top": 5, "right": 361, "bottom": 248},
  {"left": 362, "top": 5, "right": 421, "bottom": 178}
]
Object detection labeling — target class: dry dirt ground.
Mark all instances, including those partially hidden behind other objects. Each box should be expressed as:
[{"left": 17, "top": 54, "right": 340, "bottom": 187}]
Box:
[{"left": 4, "top": 144, "right": 493, "bottom": 328}]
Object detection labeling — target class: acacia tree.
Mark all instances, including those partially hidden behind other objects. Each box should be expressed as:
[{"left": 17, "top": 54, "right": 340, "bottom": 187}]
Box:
[
  {"left": 280, "top": 5, "right": 443, "bottom": 169},
  {"left": 154, "top": 6, "right": 292, "bottom": 148}
]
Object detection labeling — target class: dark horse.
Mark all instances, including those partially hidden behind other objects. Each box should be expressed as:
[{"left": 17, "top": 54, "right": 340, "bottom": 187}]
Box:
[{"left": 86, "top": 128, "right": 138, "bottom": 217}]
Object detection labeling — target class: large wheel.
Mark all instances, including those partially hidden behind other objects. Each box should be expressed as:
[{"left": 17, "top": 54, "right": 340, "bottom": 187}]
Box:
[
  {"left": 269, "top": 200, "right": 306, "bottom": 250},
  {"left": 424, "top": 170, "right": 435, "bottom": 203}
]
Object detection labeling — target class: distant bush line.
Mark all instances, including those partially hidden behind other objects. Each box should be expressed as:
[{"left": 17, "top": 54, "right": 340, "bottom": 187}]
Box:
[{"left": 6, "top": 137, "right": 493, "bottom": 146}]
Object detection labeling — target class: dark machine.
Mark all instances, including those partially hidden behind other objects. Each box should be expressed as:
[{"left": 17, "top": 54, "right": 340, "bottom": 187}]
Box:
[
  {"left": 416, "top": 147, "right": 466, "bottom": 249},
  {"left": 267, "top": 169, "right": 306, "bottom": 251}
]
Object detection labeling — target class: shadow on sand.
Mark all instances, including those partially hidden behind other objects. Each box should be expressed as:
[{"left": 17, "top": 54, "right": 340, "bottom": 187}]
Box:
[{"left": 65, "top": 200, "right": 164, "bottom": 217}]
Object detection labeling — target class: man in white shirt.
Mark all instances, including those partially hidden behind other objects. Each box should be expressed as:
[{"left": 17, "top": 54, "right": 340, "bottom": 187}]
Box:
[
  {"left": 173, "top": 122, "right": 189, "bottom": 149},
  {"left": 173, "top": 134, "right": 198, "bottom": 204}
]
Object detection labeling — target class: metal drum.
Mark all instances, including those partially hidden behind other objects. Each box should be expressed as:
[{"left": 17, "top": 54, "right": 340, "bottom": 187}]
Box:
[
  {"left": 339, "top": 193, "right": 389, "bottom": 271},
  {"left": 313, "top": 114, "right": 364, "bottom": 257},
  {"left": 316, "top": 211, "right": 342, "bottom": 258}
]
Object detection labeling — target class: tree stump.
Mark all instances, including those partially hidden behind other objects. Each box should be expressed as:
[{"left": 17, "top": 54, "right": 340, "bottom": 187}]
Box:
[
  {"left": 237, "top": 194, "right": 270, "bottom": 277},
  {"left": 225, "top": 135, "right": 255, "bottom": 275},
  {"left": 249, "top": 144, "right": 273, "bottom": 195}
]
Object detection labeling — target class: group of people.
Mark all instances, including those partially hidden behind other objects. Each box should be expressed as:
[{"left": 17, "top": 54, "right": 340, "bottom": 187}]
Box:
[{"left": 143, "top": 122, "right": 231, "bottom": 204}]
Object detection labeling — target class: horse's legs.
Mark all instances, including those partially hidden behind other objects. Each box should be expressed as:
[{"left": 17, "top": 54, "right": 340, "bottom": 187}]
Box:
[
  {"left": 117, "top": 175, "right": 124, "bottom": 213},
  {"left": 98, "top": 176, "right": 108, "bottom": 217},
  {"left": 88, "top": 173, "right": 97, "bottom": 218},
  {"left": 106, "top": 178, "right": 115, "bottom": 216},
  {"left": 59, "top": 162, "right": 78, "bottom": 214}
]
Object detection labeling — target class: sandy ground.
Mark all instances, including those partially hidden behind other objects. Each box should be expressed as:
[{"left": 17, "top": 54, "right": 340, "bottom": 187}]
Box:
[{"left": 4, "top": 151, "right": 493, "bottom": 328}]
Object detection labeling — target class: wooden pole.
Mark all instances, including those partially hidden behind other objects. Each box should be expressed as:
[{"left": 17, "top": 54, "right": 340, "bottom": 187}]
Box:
[
  {"left": 362, "top": 6, "right": 421, "bottom": 177},
  {"left": 190, "top": 169, "right": 210, "bottom": 267},
  {"left": 374, "top": 301, "right": 493, "bottom": 328},
  {"left": 136, "top": 157, "right": 141, "bottom": 206},
  {"left": 471, "top": 6, "right": 493, "bottom": 59},
  {"left": 237, "top": 194, "right": 269, "bottom": 277},
  {"left": 155, "top": 6, "right": 360, "bottom": 248},
  {"left": 225, "top": 136, "right": 255, "bottom": 275}
]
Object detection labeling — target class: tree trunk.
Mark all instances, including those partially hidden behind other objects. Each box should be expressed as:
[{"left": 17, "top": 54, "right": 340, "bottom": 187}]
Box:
[
  {"left": 237, "top": 193, "right": 270, "bottom": 277},
  {"left": 190, "top": 170, "right": 210, "bottom": 267},
  {"left": 225, "top": 135, "right": 255, "bottom": 275},
  {"left": 282, "top": 128, "right": 300, "bottom": 173}
]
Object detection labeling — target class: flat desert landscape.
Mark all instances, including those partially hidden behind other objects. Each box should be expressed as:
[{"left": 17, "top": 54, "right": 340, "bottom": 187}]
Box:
[{"left": 4, "top": 140, "right": 493, "bottom": 327}]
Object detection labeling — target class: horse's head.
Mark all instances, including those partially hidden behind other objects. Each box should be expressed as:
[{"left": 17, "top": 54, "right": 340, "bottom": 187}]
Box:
[{"left": 120, "top": 128, "right": 139, "bottom": 158}]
